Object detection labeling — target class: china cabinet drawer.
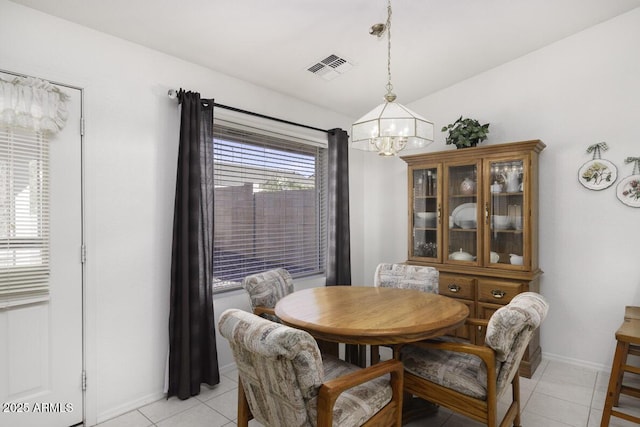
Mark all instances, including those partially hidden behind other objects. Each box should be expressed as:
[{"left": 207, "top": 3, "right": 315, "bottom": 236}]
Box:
[
  {"left": 478, "top": 280, "right": 522, "bottom": 305},
  {"left": 439, "top": 275, "right": 475, "bottom": 300},
  {"left": 477, "top": 302, "right": 502, "bottom": 320}
]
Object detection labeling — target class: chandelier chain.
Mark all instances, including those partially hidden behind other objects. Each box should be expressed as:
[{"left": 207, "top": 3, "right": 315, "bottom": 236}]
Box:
[{"left": 386, "top": 0, "right": 393, "bottom": 95}]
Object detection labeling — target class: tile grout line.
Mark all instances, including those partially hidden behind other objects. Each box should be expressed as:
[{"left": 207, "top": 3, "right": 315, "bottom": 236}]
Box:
[
  {"left": 136, "top": 408, "right": 156, "bottom": 427},
  {"left": 143, "top": 398, "right": 204, "bottom": 425},
  {"left": 200, "top": 396, "right": 236, "bottom": 425}
]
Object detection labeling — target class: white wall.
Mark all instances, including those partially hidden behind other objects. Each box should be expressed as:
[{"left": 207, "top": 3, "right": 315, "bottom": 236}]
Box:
[
  {"left": 364, "top": 7, "right": 640, "bottom": 370},
  {"left": 0, "top": 1, "right": 359, "bottom": 424}
]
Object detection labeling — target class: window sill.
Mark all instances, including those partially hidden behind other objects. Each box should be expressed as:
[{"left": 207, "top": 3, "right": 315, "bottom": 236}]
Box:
[{"left": 211, "top": 274, "right": 327, "bottom": 299}]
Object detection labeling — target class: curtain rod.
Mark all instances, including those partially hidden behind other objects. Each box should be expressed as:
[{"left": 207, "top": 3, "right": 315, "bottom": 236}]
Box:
[
  {"left": 168, "top": 89, "right": 329, "bottom": 134},
  {"left": 1, "top": 67, "right": 83, "bottom": 91}
]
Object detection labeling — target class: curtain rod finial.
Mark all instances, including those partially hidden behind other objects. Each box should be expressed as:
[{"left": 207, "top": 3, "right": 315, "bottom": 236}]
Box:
[{"left": 168, "top": 89, "right": 178, "bottom": 99}]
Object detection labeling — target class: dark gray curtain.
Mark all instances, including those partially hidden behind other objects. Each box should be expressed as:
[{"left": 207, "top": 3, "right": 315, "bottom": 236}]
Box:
[
  {"left": 326, "top": 128, "right": 351, "bottom": 286},
  {"left": 168, "top": 90, "right": 219, "bottom": 399},
  {"left": 326, "top": 128, "right": 362, "bottom": 363}
]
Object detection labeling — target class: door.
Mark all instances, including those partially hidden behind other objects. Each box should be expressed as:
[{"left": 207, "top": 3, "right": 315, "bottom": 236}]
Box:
[
  {"left": 444, "top": 160, "right": 482, "bottom": 265},
  {"left": 0, "top": 72, "right": 83, "bottom": 427},
  {"left": 484, "top": 156, "right": 528, "bottom": 270},
  {"left": 408, "top": 163, "right": 441, "bottom": 263}
]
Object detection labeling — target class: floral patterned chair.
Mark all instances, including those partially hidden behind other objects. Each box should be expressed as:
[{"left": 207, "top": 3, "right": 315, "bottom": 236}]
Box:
[
  {"left": 370, "top": 263, "right": 439, "bottom": 364},
  {"left": 373, "top": 263, "right": 439, "bottom": 293},
  {"left": 241, "top": 268, "right": 294, "bottom": 322},
  {"left": 398, "top": 292, "right": 549, "bottom": 427},
  {"left": 218, "top": 308, "right": 404, "bottom": 427}
]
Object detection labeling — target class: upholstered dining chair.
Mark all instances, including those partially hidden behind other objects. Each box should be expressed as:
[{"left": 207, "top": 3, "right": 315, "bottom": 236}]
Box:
[
  {"left": 242, "top": 268, "right": 339, "bottom": 357},
  {"left": 241, "top": 268, "right": 294, "bottom": 322},
  {"left": 218, "top": 308, "right": 404, "bottom": 427},
  {"left": 373, "top": 263, "right": 439, "bottom": 293},
  {"left": 398, "top": 292, "right": 549, "bottom": 427},
  {"left": 370, "top": 263, "right": 439, "bottom": 364}
]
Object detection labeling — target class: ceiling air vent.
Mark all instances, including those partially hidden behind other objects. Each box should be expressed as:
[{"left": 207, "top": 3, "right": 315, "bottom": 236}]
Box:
[{"left": 307, "top": 54, "right": 353, "bottom": 81}]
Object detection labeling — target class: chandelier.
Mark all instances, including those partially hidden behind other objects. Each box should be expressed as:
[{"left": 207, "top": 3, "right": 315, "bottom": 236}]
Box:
[{"left": 351, "top": 0, "right": 434, "bottom": 156}]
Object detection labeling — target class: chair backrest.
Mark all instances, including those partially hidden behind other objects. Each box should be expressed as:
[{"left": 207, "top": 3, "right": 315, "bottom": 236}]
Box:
[
  {"left": 373, "top": 263, "right": 439, "bottom": 293},
  {"left": 242, "top": 268, "right": 294, "bottom": 321},
  {"left": 485, "top": 292, "right": 548, "bottom": 394},
  {"left": 218, "top": 308, "right": 323, "bottom": 427}
]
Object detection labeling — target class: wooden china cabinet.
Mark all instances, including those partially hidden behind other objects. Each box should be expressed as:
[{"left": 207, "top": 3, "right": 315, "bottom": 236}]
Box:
[{"left": 401, "top": 140, "right": 546, "bottom": 377}]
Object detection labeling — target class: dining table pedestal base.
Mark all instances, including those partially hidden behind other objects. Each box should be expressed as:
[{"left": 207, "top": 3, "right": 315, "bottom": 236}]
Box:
[{"left": 402, "top": 395, "right": 439, "bottom": 425}]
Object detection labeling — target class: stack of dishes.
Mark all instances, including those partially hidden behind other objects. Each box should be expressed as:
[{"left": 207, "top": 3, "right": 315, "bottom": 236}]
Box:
[{"left": 452, "top": 203, "right": 476, "bottom": 229}]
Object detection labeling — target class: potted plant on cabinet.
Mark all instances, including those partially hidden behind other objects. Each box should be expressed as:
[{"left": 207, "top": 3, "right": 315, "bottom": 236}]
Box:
[{"left": 441, "top": 116, "right": 490, "bottom": 148}]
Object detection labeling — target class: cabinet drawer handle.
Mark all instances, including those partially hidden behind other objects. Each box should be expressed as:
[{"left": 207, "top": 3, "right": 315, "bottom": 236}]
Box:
[
  {"left": 448, "top": 284, "right": 461, "bottom": 293},
  {"left": 491, "top": 289, "right": 506, "bottom": 299}
]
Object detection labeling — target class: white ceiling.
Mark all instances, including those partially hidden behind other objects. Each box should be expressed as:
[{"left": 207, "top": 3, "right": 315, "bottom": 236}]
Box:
[{"left": 9, "top": 0, "right": 640, "bottom": 117}]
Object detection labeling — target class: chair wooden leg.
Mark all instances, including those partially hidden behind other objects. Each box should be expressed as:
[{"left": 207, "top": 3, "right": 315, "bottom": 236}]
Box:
[
  {"left": 487, "top": 385, "right": 497, "bottom": 427},
  {"left": 601, "top": 340, "right": 628, "bottom": 427},
  {"left": 614, "top": 341, "right": 629, "bottom": 407},
  {"left": 512, "top": 374, "right": 521, "bottom": 427},
  {"left": 237, "top": 379, "right": 251, "bottom": 427}
]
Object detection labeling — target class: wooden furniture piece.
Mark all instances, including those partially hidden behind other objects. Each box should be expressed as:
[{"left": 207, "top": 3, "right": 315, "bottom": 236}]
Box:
[
  {"left": 370, "top": 264, "right": 440, "bottom": 364},
  {"left": 399, "top": 292, "right": 548, "bottom": 427},
  {"left": 401, "top": 140, "right": 545, "bottom": 377},
  {"left": 218, "top": 308, "right": 404, "bottom": 427},
  {"left": 275, "top": 286, "right": 469, "bottom": 347},
  {"left": 601, "top": 306, "right": 640, "bottom": 426}
]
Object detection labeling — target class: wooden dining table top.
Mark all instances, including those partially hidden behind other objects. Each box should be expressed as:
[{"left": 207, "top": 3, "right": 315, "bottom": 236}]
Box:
[{"left": 274, "top": 286, "right": 469, "bottom": 346}]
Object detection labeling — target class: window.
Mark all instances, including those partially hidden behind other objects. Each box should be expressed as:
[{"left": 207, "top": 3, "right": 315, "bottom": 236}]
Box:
[
  {"left": 212, "top": 119, "right": 326, "bottom": 291},
  {"left": 0, "top": 128, "right": 50, "bottom": 306}
]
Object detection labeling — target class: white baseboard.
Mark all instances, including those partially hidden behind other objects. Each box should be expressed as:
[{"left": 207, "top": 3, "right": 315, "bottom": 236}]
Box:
[
  {"left": 542, "top": 351, "right": 610, "bottom": 373},
  {"left": 95, "top": 391, "right": 165, "bottom": 426},
  {"left": 95, "top": 363, "right": 241, "bottom": 426}
]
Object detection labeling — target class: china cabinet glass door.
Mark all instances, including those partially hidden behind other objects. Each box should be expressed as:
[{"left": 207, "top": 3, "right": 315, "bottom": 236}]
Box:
[
  {"left": 445, "top": 162, "right": 480, "bottom": 265},
  {"left": 486, "top": 158, "right": 527, "bottom": 269},
  {"left": 410, "top": 166, "right": 440, "bottom": 261}
]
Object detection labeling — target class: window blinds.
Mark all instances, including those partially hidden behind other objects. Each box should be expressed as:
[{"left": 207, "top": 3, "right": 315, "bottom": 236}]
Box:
[
  {"left": 212, "top": 123, "right": 326, "bottom": 287},
  {"left": 0, "top": 128, "right": 50, "bottom": 305}
]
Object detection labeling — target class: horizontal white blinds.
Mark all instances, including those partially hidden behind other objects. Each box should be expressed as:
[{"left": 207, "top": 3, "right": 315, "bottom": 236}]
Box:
[
  {"left": 0, "top": 128, "right": 50, "bottom": 303},
  {"left": 213, "top": 124, "right": 326, "bottom": 285}
]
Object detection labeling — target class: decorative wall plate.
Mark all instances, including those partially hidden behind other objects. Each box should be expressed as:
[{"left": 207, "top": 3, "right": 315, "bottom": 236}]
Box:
[
  {"left": 578, "top": 159, "right": 617, "bottom": 190},
  {"left": 616, "top": 157, "right": 640, "bottom": 207},
  {"left": 616, "top": 175, "right": 640, "bottom": 207},
  {"left": 579, "top": 142, "right": 617, "bottom": 191}
]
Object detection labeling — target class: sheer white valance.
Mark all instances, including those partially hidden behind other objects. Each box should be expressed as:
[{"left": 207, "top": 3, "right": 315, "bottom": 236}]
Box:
[{"left": 0, "top": 77, "right": 69, "bottom": 135}]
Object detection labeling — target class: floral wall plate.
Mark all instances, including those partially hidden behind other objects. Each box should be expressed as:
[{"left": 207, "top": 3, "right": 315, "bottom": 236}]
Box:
[
  {"left": 578, "top": 159, "right": 617, "bottom": 190},
  {"left": 616, "top": 175, "right": 640, "bottom": 207}
]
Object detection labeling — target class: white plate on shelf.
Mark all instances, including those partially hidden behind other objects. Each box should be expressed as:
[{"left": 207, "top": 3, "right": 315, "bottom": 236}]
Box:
[{"left": 452, "top": 203, "right": 477, "bottom": 228}]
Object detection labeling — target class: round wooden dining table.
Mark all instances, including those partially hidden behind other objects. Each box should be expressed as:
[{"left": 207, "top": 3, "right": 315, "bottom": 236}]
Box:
[{"left": 274, "top": 285, "right": 469, "bottom": 346}]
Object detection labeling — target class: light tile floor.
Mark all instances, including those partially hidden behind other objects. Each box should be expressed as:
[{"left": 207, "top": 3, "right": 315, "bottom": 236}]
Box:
[{"left": 97, "top": 358, "right": 640, "bottom": 427}]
